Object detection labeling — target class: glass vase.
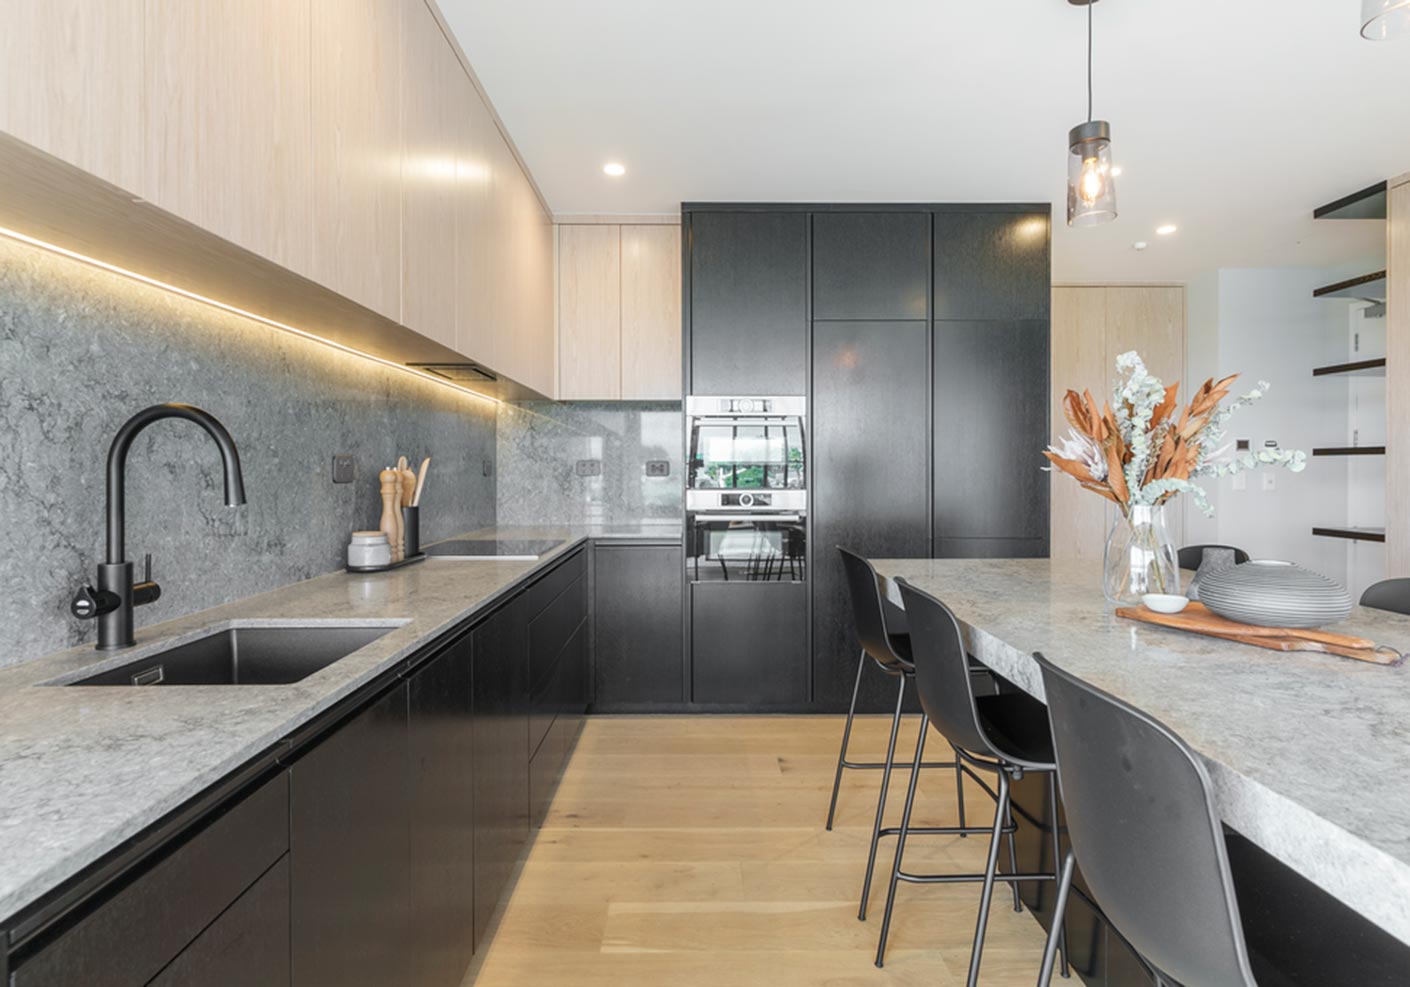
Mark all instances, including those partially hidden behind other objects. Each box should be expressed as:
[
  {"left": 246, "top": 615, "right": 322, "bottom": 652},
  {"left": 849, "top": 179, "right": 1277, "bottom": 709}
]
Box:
[{"left": 1102, "top": 504, "right": 1180, "bottom": 606}]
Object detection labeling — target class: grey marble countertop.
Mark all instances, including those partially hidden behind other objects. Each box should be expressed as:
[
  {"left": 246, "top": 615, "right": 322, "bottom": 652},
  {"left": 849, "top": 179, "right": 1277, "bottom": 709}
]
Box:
[
  {"left": 871, "top": 558, "right": 1410, "bottom": 947},
  {"left": 0, "top": 524, "right": 659, "bottom": 924}
]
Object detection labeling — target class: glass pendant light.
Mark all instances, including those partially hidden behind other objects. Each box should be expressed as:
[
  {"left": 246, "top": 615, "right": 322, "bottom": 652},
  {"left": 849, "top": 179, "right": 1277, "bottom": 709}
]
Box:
[
  {"left": 1362, "top": 0, "right": 1410, "bottom": 39},
  {"left": 1067, "top": 0, "right": 1117, "bottom": 227}
]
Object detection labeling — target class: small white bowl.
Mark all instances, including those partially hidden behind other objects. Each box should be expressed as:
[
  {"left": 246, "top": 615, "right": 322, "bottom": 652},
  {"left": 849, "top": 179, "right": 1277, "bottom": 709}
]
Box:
[{"left": 1142, "top": 593, "right": 1190, "bottom": 615}]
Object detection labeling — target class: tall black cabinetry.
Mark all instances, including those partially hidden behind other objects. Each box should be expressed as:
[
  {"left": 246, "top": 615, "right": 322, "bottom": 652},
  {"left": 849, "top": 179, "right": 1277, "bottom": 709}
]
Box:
[{"left": 682, "top": 202, "right": 1049, "bottom": 713}]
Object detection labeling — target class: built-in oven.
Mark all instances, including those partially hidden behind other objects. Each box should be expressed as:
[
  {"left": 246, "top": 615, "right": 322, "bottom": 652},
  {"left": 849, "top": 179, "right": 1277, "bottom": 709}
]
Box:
[{"left": 685, "top": 396, "right": 806, "bottom": 582}]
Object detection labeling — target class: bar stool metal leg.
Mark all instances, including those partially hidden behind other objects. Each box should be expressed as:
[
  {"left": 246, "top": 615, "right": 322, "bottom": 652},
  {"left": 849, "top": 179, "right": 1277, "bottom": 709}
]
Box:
[
  {"left": 966, "top": 768, "right": 1012, "bottom": 987},
  {"left": 825, "top": 652, "right": 868, "bottom": 831},
  {"left": 1037, "top": 848, "right": 1077, "bottom": 986},
  {"left": 1005, "top": 799, "right": 1022, "bottom": 912},
  {"left": 1046, "top": 771, "right": 1071, "bottom": 978},
  {"left": 954, "top": 745, "right": 968, "bottom": 838},
  {"left": 858, "top": 673, "right": 907, "bottom": 920},
  {"left": 874, "top": 713, "right": 928, "bottom": 967}
]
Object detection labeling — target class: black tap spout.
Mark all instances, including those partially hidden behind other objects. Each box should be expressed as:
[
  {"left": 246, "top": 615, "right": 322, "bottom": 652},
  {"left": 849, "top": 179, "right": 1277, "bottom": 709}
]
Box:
[{"left": 105, "top": 403, "right": 246, "bottom": 564}]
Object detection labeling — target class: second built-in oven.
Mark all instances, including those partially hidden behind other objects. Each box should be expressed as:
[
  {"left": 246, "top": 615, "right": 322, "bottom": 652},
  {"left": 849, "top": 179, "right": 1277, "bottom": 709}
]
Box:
[{"left": 685, "top": 396, "right": 806, "bottom": 582}]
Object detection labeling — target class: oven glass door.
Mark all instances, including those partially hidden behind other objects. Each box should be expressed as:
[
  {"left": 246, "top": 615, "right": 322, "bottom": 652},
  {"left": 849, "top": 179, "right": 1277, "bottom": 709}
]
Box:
[
  {"left": 688, "top": 419, "right": 805, "bottom": 491},
  {"left": 687, "top": 514, "right": 806, "bottom": 583}
]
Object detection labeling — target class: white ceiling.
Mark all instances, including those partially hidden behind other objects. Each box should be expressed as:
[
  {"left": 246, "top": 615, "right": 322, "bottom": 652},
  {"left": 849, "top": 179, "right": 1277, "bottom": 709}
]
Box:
[{"left": 440, "top": 0, "right": 1410, "bottom": 282}]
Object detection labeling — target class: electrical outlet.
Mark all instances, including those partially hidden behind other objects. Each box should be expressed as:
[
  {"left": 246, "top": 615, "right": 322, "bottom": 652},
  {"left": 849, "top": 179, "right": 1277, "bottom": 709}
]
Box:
[
  {"left": 645, "top": 460, "right": 670, "bottom": 477},
  {"left": 332, "top": 454, "right": 355, "bottom": 484},
  {"left": 1261, "top": 472, "right": 1276, "bottom": 492},
  {"left": 575, "top": 459, "right": 602, "bottom": 477}
]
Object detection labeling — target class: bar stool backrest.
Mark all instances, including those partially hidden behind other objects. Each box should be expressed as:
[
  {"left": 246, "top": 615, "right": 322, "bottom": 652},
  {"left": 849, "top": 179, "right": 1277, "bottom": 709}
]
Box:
[
  {"left": 1360, "top": 577, "right": 1410, "bottom": 616},
  {"left": 1176, "top": 543, "right": 1250, "bottom": 570},
  {"left": 1034, "top": 653, "right": 1257, "bottom": 987},
  {"left": 837, "top": 547, "right": 908, "bottom": 670},
  {"left": 893, "top": 578, "right": 995, "bottom": 757}
]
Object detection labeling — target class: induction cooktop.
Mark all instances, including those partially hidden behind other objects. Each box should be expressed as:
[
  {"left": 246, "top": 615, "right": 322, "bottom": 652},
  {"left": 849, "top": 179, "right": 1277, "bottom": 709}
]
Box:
[{"left": 425, "top": 539, "right": 564, "bottom": 561}]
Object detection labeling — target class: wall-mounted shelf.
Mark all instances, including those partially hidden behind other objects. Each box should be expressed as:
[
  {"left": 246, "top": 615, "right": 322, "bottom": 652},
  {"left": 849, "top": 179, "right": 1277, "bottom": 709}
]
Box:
[
  {"left": 1312, "top": 446, "right": 1386, "bottom": 457},
  {"left": 1312, "top": 358, "right": 1386, "bottom": 377},
  {"left": 1312, "top": 526, "right": 1386, "bottom": 543},
  {"left": 1313, "top": 181, "right": 1388, "bottom": 221},
  {"left": 1312, "top": 271, "right": 1387, "bottom": 302}
]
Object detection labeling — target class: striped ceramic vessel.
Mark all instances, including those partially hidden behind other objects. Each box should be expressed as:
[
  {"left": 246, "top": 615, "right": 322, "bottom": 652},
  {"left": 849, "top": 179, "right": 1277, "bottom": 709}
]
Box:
[{"left": 1197, "top": 560, "right": 1352, "bottom": 629}]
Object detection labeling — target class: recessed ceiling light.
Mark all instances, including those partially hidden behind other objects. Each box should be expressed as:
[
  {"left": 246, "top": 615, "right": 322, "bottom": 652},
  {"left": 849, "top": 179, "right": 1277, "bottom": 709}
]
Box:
[
  {"left": 1156, "top": 224, "right": 1178, "bottom": 236},
  {"left": 1133, "top": 241, "right": 1148, "bottom": 251},
  {"left": 1110, "top": 166, "right": 1124, "bottom": 177},
  {"left": 603, "top": 162, "right": 626, "bottom": 177}
]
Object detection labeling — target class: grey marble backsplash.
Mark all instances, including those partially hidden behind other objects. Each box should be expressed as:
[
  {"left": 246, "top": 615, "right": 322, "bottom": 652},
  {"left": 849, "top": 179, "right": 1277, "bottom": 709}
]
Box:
[
  {"left": 0, "top": 237, "right": 496, "bottom": 668},
  {"left": 496, "top": 401, "right": 682, "bottom": 526}
]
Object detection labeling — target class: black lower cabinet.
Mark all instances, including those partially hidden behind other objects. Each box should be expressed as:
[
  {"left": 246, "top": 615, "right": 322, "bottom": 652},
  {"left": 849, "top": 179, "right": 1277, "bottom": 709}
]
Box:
[
  {"left": 407, "top": 630, "right": 477, "bottom": 984},
  {"left": 472, "top": 594, "right": 530, "bottom": 948},
  {"left": 148, "top": 856, "right": 291, "bottom": 987},
  {"left": 12, "top": 772, "right": 289, "bottom": 987},
  {"left": 691, "top": 581, "right": 808, "bottom": 705},
  {"left": 290, "top": 684, "right": 412, "bottom": 987},
  {"left": 593, "top": 543, "right": 684, "bottom": 707}
]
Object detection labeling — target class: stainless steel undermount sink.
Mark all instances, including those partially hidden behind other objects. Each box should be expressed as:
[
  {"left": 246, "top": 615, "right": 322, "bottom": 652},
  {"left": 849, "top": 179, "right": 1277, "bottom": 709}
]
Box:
[{"left": 64, "top": 624, "right": 397, "bottom": 686}]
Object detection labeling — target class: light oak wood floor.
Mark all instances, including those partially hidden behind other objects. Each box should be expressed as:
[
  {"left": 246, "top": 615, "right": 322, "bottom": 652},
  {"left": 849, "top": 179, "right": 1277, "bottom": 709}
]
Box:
[{"left": 472, "top": 715, "right": 1050, "bottom": 985}]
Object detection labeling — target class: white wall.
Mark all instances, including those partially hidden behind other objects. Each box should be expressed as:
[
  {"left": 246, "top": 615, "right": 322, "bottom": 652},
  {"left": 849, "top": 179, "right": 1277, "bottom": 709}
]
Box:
[{"left": 1183, "top": 263, "right": 1384, "bottom": 594}]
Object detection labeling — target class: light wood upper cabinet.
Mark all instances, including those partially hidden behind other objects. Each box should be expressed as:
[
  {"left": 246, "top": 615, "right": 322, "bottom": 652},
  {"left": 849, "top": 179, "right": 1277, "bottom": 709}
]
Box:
[
  {"left": 144, "top": 0, "right": 313, "bottom": 276},
  {"left": 399, "top": 0, "right": 458, "bottom": 350},
  {"left": 310, "top": 0, "right": 402, "bottom": 322},
  {"left": 0, "top": 0, "right": 145, "bottom": 192},
  {"left": 556, "top": 223, "right": 682, "bottom": 401},
  {"left": 454, "top": 66, "right": 494, "bottom": 365},
  {"left": 559, "top": 225, "right": 623, "bottom": 399},
  {"left": 621, "top": 225, "right": 683, "bottom": 399},
  {"left": 1050, "top": 284, "right": 1187, "bottom": 561}
]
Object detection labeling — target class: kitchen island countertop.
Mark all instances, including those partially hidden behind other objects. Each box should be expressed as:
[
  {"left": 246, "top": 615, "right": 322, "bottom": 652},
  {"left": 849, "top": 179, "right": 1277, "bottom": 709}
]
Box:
[{"left": 870, "top": 557, "right": 1410, "bottom": 948}]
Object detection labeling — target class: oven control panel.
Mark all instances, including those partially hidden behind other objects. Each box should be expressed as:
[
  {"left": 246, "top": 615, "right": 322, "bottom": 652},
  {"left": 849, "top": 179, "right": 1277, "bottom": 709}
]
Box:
[{"left": 722, "top": 492, "right": 770, "bottom": 508}]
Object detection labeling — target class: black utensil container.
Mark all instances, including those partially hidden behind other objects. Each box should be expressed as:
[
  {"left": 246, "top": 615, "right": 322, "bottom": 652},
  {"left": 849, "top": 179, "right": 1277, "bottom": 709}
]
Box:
[{"left": 401, "top": 506, "right": 420, "bottom": 558}]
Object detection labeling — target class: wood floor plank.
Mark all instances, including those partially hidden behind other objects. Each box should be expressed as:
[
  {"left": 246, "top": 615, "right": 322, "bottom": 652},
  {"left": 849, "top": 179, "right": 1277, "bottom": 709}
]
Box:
[{"left": 469, "top": 715, "right": 1050, "bottom": 985}]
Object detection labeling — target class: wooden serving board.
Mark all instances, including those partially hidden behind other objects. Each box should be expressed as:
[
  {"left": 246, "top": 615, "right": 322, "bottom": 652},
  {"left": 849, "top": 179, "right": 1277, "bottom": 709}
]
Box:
[{"left": 1116, "top": 602, "right": 1404, "bottom": 666}]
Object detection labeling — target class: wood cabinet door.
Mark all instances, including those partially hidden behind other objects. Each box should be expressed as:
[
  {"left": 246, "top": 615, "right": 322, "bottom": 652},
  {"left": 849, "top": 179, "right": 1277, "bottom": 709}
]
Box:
[
  {"left": 558, "top": 225, "right": 623, "bottom": 399},
  {"left": 689, "top": 211, "right": 809, "bottom": 395},
  {"left": 144, "top": 0, "right": 312, "bottom": 276},
  {"left": 812, "top": 212, "right": 930, "bottom": 321},
  {"left": 400, "top": 0, "right": 459, "bottom": 349},
  {"left": 811, "top": 319, "right": 932, "bottom": 710},
  {"left": 0, "top": 0, "right": 144, "bottom": 192},
  {"left": 933, "top": 211, "right": 1050, "bottom": 321},
  {"left": 310, "top": 0, "right": 402, "bottom": 321},
  {"left": 290, "top": 684, "right": 412, "bottom": 987},
  {"left": 621, "top": 225, "right": 683, "bottom": 399},
  {"left": 407, "top": 632, "right": 477, "bottom": 982},
  {"left": 933, "top": 319, "right": 1050, "bottom": 558},
  {"left": 454, "top": 67, "right": 496, "bottom": 365},
  {"left": 594, "top": 544, "right": 685, "bottom": 705}
]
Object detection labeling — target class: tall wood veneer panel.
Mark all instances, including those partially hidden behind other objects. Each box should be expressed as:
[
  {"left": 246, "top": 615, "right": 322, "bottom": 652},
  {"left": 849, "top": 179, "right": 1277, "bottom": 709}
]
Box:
[
  {"left": 310, "top": 0, "right": 402, "bottom": 321},
  {"left": 1388, "top": 175, "right": 1410, "bottom": 574},
  {"left": 558, "top": 225, "right": 622, "bottom": 399},
  {"left": 0, "top": 0, "right": 144, "bottom": 192},
  {"left": 400, "top": 0, "right": 459, "bottom": 350},
  {"left": 1050, "top": 285, "right": 1187, "bottom": 561},
  {"left": 454, "top": 65, "right": 495, "bottom": 364},
  {"left": 1050, "top": 287, "right": 1109, "bottom": 561},
  {"left": 144, "top": 0, "right": 313, "bottom": 277},
  {"left": 621, "top": 224, "right": 683, "bottom": 399}
]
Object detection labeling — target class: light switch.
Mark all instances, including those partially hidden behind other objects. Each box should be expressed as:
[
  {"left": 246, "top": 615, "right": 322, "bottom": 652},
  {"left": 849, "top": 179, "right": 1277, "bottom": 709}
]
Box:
[
  {"left": 1261, "top": 472, "right": 1276, "bottom": 491},
  {"left": 332, "top": 454, "right": 355, "bottom": 484},
  {"left": 1232, "top": 473, "right": 1247, "bottom": 491}
]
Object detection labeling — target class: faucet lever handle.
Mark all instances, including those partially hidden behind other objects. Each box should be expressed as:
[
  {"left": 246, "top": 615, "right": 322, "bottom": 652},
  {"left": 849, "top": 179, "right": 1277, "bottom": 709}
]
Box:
[
  {"left": 143, "top": 553, "right": 152, "bottom": 583},
  {"left": 71, "top": 585, "right": 120, "bottom": 620}
]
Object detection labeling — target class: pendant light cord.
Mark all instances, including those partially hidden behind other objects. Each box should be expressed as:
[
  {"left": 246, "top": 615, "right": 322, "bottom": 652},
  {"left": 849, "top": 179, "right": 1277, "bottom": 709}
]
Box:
[{"left": 1087, "top": 0, "right": 1094, "bottom": 123}]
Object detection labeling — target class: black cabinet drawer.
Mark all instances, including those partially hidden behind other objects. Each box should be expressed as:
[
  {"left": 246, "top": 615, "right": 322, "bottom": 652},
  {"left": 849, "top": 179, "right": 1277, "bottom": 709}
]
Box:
[
  {"left": 527, "top": 572, "right": 587, "bottom": 693},
  {"left": 525, "top": 548, "right": 586, "bottom": 621},
  {"left": 14, "top": 772, "right": 289, "bottom": 987},
  {"left": 147, "top": 855, "right": 291, "bottom": 987},
  {"left": 530, "top": 621, "right": 587, "bottom": 758},
  {"left": 691, "top": 581, "right": 808, "bottom": 705},
  {"left": 593, "top": 544, "right": 684, "bottom": 707}
]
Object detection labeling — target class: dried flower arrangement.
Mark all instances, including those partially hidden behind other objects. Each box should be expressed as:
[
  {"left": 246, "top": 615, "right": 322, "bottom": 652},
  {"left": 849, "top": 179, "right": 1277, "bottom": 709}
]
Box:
[{"left": 1044, "top": 351, "right": 1306, "bottom": 517}]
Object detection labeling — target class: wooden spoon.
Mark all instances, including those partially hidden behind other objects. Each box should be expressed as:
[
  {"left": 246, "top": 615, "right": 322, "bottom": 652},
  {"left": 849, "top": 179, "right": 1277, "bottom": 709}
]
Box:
[{"left": 412, "top": 457, "right": 430, "bottom": 507}]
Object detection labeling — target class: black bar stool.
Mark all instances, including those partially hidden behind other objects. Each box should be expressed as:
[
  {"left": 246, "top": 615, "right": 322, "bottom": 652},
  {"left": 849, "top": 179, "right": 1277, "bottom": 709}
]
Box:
[
  {"left": 1034, "top": 653, "right": 1257, "bottom": 987},
  {"left": 1176, "top": 543, "right": 1250, "bottom": 569},
  {"left": 1361, "top": 577, "right": 1410, "bottom": 616},
  {"left": 881, "top": 579, "right": 1069, "bottom": 987},
  {"left": 826, "top": 548, "right": 977, "bottom": 920}
]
